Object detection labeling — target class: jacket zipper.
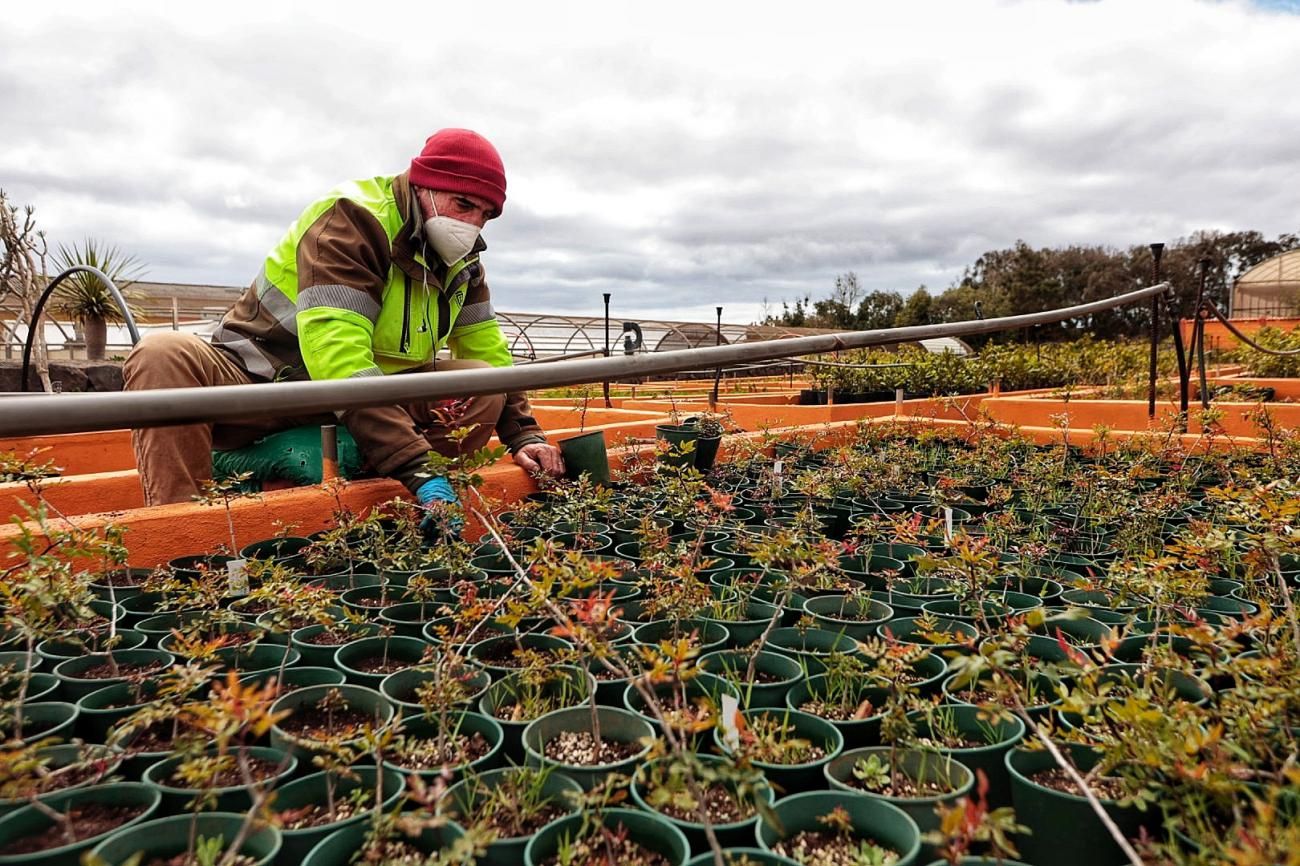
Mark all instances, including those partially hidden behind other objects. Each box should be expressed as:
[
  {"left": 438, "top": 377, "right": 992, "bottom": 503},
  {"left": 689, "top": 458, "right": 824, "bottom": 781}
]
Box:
[
  {"left": 400, "top": 272, "right": 412, "bottom": 353},
  {"left": 436, "top": 288, "right": 451, "bottom": 343}
]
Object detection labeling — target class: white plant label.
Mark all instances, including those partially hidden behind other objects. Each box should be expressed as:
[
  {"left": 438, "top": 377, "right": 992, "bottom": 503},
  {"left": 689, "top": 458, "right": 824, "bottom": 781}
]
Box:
[
  {"left": 772, "top": 460, "right": 784, "bottom": 498},
  {"left": 944, "top": 507, "right": 954, "bottom": 542},
  {"left": 719, "top": 693, "right": 741, "bottom": 753},
  {"left": 227, "top": 558, "right": 249, "bottom": 597}
]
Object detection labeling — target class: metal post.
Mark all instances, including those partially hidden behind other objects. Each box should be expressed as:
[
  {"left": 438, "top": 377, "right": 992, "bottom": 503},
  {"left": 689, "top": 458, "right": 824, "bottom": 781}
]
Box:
[
  {"left": 602, "top": 293, "right": 612, "bottom": 408},
  {"left": 1195, "top": 259, "right": 1212, "bottom": 410},
  {"left": 1148, "top": 243, "right": 1164, "bottom": 419},
  {"left": 710, "top": 306, "right": 723, "bottom": 407},
  {"left": 321, "top": 424, "right": 339, "bottom": 481}
]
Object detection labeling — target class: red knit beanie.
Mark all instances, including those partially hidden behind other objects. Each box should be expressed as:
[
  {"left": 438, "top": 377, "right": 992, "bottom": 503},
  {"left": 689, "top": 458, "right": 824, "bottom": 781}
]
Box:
[{"left": 409, "top": 129, "right": 507, "bottom": 213}]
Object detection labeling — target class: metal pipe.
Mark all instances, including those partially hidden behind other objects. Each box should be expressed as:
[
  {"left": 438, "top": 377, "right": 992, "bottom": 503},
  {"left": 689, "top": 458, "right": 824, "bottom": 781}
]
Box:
[
  {"left": 602, "top": 292, "right": 612, "bottom": 408},
  {"left": 710, "top": 306, "right": 723, "bottom": 406},
  {"left": 320, "top": 424, "right": 339, "bottom": 481},
  {"left": 1147, "top": 243, "right": 1164, "bottom": 418},
  {"left": 0, "top": 282, "right": 1170, "bottom": 438},
  {"left": 1168, "top": 285, "right": 1190, "bottom": 423},
  {"left": 20, "top": 265, "right": 143, "bottom": 391}
]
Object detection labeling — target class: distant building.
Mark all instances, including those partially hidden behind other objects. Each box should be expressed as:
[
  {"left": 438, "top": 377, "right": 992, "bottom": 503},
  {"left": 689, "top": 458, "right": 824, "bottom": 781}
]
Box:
[{"left": 1233, "top": 249, "right": 1300, "bottom": 317}]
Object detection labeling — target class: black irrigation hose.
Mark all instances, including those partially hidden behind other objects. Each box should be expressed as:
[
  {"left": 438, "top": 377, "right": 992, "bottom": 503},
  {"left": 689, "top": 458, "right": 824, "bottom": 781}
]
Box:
[
  {"left": 20, "top": 266, "right": 142, "bottom": 391},
  {"left": 1201, "top": 300, "right": 1300, "bottom": 357}
]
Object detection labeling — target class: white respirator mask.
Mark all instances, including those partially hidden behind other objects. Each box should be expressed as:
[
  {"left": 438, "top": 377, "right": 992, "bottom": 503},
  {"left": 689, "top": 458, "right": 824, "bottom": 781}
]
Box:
[{"left": 421, "top": 191, "right": 480, "bottom": 267}]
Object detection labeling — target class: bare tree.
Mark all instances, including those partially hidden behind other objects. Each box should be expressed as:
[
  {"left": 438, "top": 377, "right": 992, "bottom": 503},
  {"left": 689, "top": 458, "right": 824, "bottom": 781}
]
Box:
[{"left": 0, "top": 191, "right": 52, "bottom": 390}]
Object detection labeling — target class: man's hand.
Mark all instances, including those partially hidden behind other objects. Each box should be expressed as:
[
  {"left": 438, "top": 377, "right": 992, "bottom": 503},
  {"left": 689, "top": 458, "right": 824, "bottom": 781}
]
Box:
[{"left": 514, "top": 442, "right": 565, "bottom": 477}]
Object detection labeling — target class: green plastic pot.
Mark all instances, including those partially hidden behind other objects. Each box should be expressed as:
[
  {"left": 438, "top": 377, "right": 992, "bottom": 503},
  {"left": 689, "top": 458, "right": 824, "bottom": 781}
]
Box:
[
  {"left": 715, "top": 708, "right": 844, "bottom": 794},
  {"left": 1006, "top": 742, "right": 1154, "bottom": 866},
  {"left": 1025, "top": 613, "right": 1113, "bottom": 660},
  {"left": 378, "top": 600, "right": 448, "bottom": 637},
  {"left": 212, "top": 644, "right": 300, "bottom": 679},
  {"left": 88, "top": 567, "right": 152, "bottom": 602},
  {"left": 904, "top": 703, "right": 1025, "bottom": 807},
  {"left": 631, "top": 754, "right": 775, "bottom": 853},
  {"left": 383, "top": 709, "right": 503, "bottom": 782},
  {"left": 632, "top": 619, "right": 730, "bottom": 656},
  {"left": 239, "top": 536, "right": 311, "bottom": 562},
  {"left": 36, "top": 629, "right": 147, "bottom": 667},
  {"left": 825, "top": 746, "right": 974, "bottom": 862},
  {"left": 52, "top": 648, "right": 174, "bottom": 702},
  {"left": 2, "top": 702, "right": 78, "bottom": 746},
  {"left": 289, "top": 622, "right": 382, "bottom": 667},
  {"left": 303, "top": 565, "right": 382, "bottom": 593},
  {"left": 763, "top": 627, "right": 860, "bottom": 675},
  {"left": 1056, "top": 664, "right": 1211, "bottom": 732},
  {"left": 656, "top": 423, "right": 720, "bottom": 472},
  {"left": 941, "top": 670, "right": 1064, "bottom": 720},
  {"left": 76, "top": 679, "right": 168, "bottom": 743},
  {"left": 685, "top": 850, "right": 800, "bottom": 866},
  {"left": 0, "top": 744, "right": 120, "bottom": 816},
  {"left": 167, "top": 553, "right": 237, "bottom": 580},
  {"left": 755, "top": 790, "right": 920, "bottom": 866},
  {"left": 621, "top": 672, "right": 737, "bottom": 743},
  {"left": 333, "top": 635, "right": 429, "bottom": 688},
  {"left": 699, "top": 649, "right": 803, "bottom": 708},
  {"left": 379, "top": 664, "right": 491, "bottom": 714},
  {"left": 154, "top": 617, "right": 265, "bottom": 655},
  {"left": 272, "top": 766, "right": 405, "bottom": 866},
  {"left": 525, "top": 806, "right": 689, "bottom": 866},
  {"left": 479, "top": 666, "right": 595, "bottom": 764},
  {"left": 144, "top": 746, "right": 297, "bottom": 815},
  {"left": 438, "top": 767, "right": 583, "bottom": 866},
  {"left": 879, "top": 616, "right": 979, "bottom": 654},
  {"left": 697, "top": 596, "right": 781, "bottom": 647},
  {"left": 338, "top": 585, "right": 412, "bottom": 617},
  {"left": 558, "top": 430, "right": 612, "bottom": 484},
  {"left": 239, "top": 665, "right": 346, "bottom": 695},
  {"left": 522, "top": 705, "right": 655, "bottom": 790},
  {"left": 270, "top": 684, "right": 395, "bottom": 761},
  {"left": 90, "top": 812, "right": 281, "bottom": 866},
  {"left": 920, "top": 852, "right": 1029, "bottom": 858},
  {"left": 300, "top": 821, "right": 459, "bottom": 866},
  {"left": 837, "top": 553, "right": 908, "bottom": 584},
  {"left": 468, "top": 633, "right": 573, "bottom": 680},
  {"left": 803, "top": 593, "right": 895, "bottom": 640},
  {"left": 0, "top": 672, "right": 57, "bottom": 704},
  {"left": 0, "top": 782, "right": 161, "bottom": 866},
  {"left": 784, "top": 673, "right": 891, "bottom": 747},
  {"left": 117, "top": 593, "right": 188, "bottom": 629}
]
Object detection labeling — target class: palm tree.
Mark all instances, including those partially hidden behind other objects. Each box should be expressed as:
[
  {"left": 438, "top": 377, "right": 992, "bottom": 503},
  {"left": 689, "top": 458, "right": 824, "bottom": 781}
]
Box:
[{"left": 51, "top": 239, "right": 145, "bottom": 360}]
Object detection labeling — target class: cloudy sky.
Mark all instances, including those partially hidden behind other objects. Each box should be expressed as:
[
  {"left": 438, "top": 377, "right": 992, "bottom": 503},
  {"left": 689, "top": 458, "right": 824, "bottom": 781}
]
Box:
[{"left": 4, "top": 0, "right": 1299, "bottom": 324}]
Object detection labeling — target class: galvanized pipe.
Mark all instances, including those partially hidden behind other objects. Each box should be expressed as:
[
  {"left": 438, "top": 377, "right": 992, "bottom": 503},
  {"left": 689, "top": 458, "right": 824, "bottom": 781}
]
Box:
[{"left": 0, "top": 282, "right": 1169, "bottom": 438}]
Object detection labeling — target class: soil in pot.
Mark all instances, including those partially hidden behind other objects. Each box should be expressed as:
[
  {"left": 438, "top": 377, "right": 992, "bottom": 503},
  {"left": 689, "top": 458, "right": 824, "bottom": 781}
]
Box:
[
  {"left": 0, "top": 782, "right": 161, "bottom": 866},
  {"left": 0, "top": 802, "right": 148, "bottom": 855},
  {"left": 440, "top": 765, "right": 583, "bottom": 865},
  {"left": 524, "top": 807, "right": 688, "bottom": 866}
]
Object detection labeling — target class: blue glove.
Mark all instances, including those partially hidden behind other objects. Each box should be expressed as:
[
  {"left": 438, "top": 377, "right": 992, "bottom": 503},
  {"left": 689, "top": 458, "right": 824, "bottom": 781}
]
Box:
[{"left": 415, "top": 477, "right": 462, "bottom": 540}]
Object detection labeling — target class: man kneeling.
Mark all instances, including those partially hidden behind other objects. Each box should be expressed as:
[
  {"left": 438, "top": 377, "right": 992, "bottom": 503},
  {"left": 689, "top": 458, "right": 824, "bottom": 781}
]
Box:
[{"left": 124, "top": 128, "right": 563, "bottom": 512}]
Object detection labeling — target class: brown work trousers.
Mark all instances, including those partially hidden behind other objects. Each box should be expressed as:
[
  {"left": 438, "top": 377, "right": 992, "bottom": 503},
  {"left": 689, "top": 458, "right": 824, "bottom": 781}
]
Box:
[{"left": 123, "top": 331, "right": 505, "bottom": 506}]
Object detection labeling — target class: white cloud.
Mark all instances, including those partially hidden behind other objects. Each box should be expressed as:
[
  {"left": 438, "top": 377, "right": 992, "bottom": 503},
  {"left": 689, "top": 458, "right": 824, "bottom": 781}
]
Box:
[{"left": 2, "top": 0, "right": 1298, "bottom": 322}]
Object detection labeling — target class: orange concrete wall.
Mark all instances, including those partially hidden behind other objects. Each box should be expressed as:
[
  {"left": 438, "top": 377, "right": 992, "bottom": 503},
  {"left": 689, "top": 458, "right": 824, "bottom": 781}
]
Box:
[
  {"left": 1197, "top": 377, "right": 1300, "bottom": 400},
  {"left": 982, "top": 394, "right": 1298, "bottom": 437},
  {"left": 1180, "top": 317, "right": 1300, "bottom": 350},
  {"left": 0, "top": 430, "right": 136, "bottom": 475}
]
